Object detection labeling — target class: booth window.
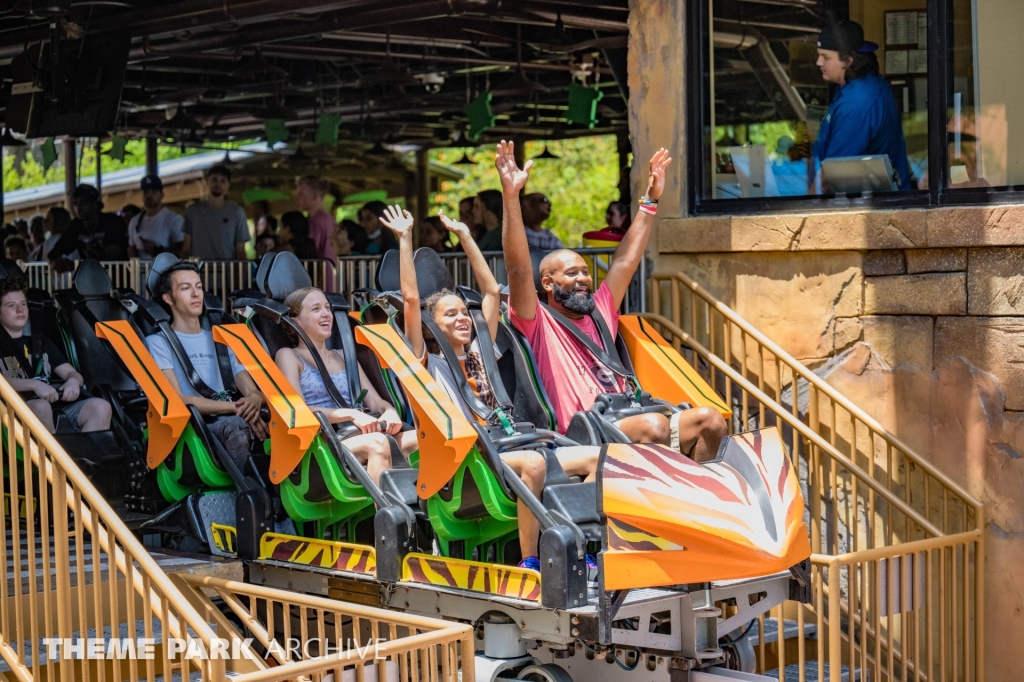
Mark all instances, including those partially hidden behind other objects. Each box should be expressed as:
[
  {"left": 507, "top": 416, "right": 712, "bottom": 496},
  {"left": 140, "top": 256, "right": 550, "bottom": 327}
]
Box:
[{"left": 687, "top": 0, "right": 1024, "bottom": 213}]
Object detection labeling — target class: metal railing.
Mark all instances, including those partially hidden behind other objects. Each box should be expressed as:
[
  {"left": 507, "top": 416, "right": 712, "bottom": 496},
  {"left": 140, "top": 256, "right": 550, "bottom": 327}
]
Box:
[
  {"left": 0, "top": 376, "right": 228, "bottom": 681},
  {"left": 174, "top": 575, "right": 474, "bottom": 682},
  {"left": 15, "top": 248, "right": 647, "bottom": 312},
  {"left": 641, "top": 306, "right": 984, "bottom": 682},
  {"left": 0, "top": 372, "right": 473, "bottom": 681}
]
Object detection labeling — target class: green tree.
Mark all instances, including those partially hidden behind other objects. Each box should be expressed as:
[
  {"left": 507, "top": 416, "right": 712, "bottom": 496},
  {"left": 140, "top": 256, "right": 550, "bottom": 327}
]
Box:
[{"left": 430, "top": 135, "right": 622, "bottom": 247}]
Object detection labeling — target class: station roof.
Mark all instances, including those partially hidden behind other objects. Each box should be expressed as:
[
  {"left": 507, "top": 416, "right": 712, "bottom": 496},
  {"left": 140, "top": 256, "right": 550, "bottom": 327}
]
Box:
[{"left": 0, "top": 0, "right": 629, "bottom": 149}]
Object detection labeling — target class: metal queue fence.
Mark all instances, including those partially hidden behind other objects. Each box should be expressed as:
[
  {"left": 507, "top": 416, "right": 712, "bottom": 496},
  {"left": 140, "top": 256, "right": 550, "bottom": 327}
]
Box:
[{"left": 14, "top": 248, "right": 645, "bottom": 312}]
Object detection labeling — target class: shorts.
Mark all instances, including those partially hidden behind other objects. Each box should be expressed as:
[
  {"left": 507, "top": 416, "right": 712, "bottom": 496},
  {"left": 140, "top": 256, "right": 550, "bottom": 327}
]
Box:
[{"left": 53, "top": 399, "right": 92, "bottom": 433}]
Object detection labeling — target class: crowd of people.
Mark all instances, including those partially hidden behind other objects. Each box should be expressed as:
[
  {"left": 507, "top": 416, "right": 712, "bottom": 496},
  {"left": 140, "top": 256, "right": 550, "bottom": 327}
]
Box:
[{"left": 1, "top": 162, "right": 629, "bottom": 268}]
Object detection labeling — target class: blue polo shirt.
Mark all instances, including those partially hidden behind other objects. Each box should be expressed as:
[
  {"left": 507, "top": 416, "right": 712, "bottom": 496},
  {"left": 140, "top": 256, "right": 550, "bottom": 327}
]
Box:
[{"left": 812, "top": 72, "right": 911, "bottom": 191}]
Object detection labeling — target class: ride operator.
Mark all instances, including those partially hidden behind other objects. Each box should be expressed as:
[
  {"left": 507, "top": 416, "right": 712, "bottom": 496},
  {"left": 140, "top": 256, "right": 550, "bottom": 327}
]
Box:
[{"left": 812, "top": 19, "right": 911, "bottom": 191}]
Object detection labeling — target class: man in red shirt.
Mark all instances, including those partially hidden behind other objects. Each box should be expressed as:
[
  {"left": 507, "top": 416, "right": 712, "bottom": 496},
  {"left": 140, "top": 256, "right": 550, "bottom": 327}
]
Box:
[
  {"left": 500, "top": 142, "right": 727, "bottom": 462},
  {"left": 295, "top": 176, "right": 338, "bottom": 262}
]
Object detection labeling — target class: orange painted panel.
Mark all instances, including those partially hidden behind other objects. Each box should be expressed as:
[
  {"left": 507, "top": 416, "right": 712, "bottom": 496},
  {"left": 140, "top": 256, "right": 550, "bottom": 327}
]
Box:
[
  {"left": 212, "top": 324, "right": 319, "bottom": 483},
  {"left": 354, "top": 324, "right": 477, "bottom": 499},
  {"left": 618, "top": 315, "right": 731, "bottom": 418},
  {"left": 94, "top": 320, "right": 190, "bottom": 469},
  {"left": 601, "top": 427, "right": 810, "bottom": 590}
]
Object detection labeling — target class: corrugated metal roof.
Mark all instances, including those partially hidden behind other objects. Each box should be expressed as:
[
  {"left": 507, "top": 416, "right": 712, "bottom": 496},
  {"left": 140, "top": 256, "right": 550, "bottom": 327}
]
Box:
[{"left": 3, "top": 147, "right": 255, "bottom": 213}]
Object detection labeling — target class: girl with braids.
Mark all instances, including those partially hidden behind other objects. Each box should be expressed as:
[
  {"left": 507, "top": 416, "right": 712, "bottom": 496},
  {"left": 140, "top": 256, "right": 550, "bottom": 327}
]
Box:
[{"left": 378, "top": 205, "right": 598, "bottom": 573}]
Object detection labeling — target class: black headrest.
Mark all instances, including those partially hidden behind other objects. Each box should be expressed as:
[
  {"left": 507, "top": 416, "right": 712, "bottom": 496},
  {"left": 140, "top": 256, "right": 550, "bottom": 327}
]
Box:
[
  {"left": 147, "top": 252, "right": 181, "bottom": 297},
  {"left": 0, "top": 259, "right": 27, "bottom": 281},
  {"left": 254, "top": 252, "right": 277, "bottom": 296},
  {"left": 376, "top": 249, "right": 401, "bottom": 292},
  {"left": 530, "top": 249, "right": 546, "bottom": 297},
  {"left": 412, "top": 248, "right": 455, "bottom": 300},
  {"left": 265, "top": 251, "right": 312, "bottom": 300},
  {"left": 73, "top": 259, "right": 113, "bottom": 297}
]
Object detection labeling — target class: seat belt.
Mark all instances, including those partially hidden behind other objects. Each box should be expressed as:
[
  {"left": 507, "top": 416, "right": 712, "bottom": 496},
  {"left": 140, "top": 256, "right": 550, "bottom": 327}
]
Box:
[
  {"left": 539, "top": 302, "right": 642, "bottom": 403},
  {"left": 202, "top": 306, "right": 241, "bottom": 401},
  {"left": 156, "top": 319, "right": 230, "bottom": 402}
]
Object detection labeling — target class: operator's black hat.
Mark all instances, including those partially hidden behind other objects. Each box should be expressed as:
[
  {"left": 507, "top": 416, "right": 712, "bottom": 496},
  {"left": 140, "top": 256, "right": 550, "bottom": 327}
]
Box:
[{"left": 818, "top": 20, "right": 878, "bottom": 53}]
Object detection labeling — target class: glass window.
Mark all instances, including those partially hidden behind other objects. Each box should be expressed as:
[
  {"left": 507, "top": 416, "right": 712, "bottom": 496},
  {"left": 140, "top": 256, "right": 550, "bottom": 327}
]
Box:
[
  {"left": 944, "top": 0, "right": 1024, "bottom": 190},
  {"left": 695, "top": 1, "right": 929, "bottom": 204}
]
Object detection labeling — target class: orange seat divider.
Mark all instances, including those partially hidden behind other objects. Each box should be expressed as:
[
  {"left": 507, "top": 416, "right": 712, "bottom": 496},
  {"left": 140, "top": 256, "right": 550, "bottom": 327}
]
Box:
[
  {"left": 94, "top": 320, "right": 190, "bottom": 469},
  {"left": 212, "top": 324, "right": 319, "bottom": 483},
  {"left": 354, "top": 324, "right": 477, "bottom": 499},
  {"left": 618, "top": 315, "right": 732, "bottom": 418}
]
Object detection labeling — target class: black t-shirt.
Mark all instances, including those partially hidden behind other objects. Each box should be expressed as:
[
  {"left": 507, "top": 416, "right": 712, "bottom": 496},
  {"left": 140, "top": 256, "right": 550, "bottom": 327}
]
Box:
[
  {"left": 49, "top": 212, "right": 129, "bottom": 261},
  {"left": 0, "top": 334, "right": 70, "bottom": 384}
]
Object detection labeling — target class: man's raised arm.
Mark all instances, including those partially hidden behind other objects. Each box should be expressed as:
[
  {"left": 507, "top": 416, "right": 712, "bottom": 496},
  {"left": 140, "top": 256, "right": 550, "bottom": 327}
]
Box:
[
  {"left": 604, "top": 148, "right": 672, "bottom": 308},
  {"left": 496, "top": 141, "right": 538, "bottom": 321}
]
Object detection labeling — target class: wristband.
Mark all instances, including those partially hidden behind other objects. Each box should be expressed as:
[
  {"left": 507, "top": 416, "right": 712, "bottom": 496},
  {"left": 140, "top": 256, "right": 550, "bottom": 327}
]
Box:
[
  {"left": 639, "top": 197, "right": 658, "bottom": 205},
  {"left": 638, "top": 204, "right": 658, "bottom": 216}
]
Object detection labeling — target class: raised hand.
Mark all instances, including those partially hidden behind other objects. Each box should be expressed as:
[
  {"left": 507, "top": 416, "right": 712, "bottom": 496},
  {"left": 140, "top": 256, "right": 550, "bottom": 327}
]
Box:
[
  {"left": 438, "top": 209, "right": 471, "bottom": 240},
  {"left": 644, "top": 148, "right": 673, "bottom": 202},
  {"left": 379, "top": 204, "right": 414, "bottom": 237},
  {"left": 495, "top": 140, "right": 532, "bottom": 195}
]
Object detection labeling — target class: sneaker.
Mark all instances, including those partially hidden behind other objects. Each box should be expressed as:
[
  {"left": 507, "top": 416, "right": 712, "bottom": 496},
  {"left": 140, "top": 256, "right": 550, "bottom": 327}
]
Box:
[
  {"left": 585, "top": 554, "right": 599, "bottom": 571},
  {"left": 518, "top": 556, "right": 541, "bottom": 571}
]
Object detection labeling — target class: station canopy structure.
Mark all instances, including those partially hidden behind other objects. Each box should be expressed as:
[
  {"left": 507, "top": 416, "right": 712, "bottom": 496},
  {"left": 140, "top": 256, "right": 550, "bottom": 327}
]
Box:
[{"left": 0, "top": 0, "right": 630, "bottom": 155}]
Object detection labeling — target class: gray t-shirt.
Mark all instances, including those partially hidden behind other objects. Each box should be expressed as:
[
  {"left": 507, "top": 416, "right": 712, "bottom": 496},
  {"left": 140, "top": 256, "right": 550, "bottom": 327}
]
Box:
[
  {"left": 146, "top": 328, "right": 245, "bottom": 399},
  {"left": 183, "top": 200, "right": 249, "bottom": 260}
]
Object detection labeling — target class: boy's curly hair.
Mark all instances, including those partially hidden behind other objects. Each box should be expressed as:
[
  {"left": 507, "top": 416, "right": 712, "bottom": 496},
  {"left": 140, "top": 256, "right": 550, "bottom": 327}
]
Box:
[{"left": 0, "top": 276, "right": 28, "bottom": 301}]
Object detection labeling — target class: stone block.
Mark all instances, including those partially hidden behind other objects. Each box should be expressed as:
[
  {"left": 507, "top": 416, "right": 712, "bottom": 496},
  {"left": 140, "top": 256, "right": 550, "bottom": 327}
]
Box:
[
  {"left": 657, "top": 252, "right": 862, "bottom": 362},
  {"left": 928, "top": 205, "right": 1024, "bottom": 247},
  {"left": 967, "top": 247, "right": 1024, "bottom": 315},
  {"left": 864, "top": 273, "right": 966, "bottom": 315},
  {"left": 860, "top": 315, "right": 934, "bottom": 371},
  {"left": 905, "top": 248, "right": 968, "bottom": 273},
  {"left": 658, "top": 215, "right": 804, "bottom": 253},
  {"left": 864, "top": 250, "right": 906, "bottom": 276},
  {"left": 935, "top": 317, "right": 1024, "bottom": 410},
  {"left": 798, "top": 209, "right": 927, "bottom": 250}
]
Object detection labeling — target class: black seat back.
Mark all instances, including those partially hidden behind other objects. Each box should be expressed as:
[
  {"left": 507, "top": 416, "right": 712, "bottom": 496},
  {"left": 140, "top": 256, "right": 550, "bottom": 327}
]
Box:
[{"left": 56, "top": 259, "right": 139, "bottom": 392}]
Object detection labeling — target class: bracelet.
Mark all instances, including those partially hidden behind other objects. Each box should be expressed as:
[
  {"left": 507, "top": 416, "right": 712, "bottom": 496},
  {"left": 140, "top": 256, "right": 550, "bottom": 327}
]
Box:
[
  {"left": 638, "top": 203, "right": 658, "bottom": 216},
  {"left": 639, "top": 197, "right": 658, "bottom": 205}
]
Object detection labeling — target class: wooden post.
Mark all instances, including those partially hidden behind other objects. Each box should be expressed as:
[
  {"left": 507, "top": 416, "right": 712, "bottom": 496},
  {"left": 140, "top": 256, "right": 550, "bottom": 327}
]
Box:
[
  {"left": 415, "top": 149, "right": 429, "bottom": 222},
  {"left": 617, "top": 129, "right": 632, "bottom": 204},
  {"left": 146, "top": 136, "right": 158, "bottom": 176},
  {"left": 64, "top": 138, "right": 77, "bottom": 210},
  {"left": 95, "top": 138, "right": 102, "bottom": 192}
]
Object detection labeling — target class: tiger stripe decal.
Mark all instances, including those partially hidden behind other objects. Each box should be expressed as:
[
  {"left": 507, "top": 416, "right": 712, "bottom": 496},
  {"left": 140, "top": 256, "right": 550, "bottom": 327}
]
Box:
[
  {"left": 601, "top": 426, "right": 810, "bottom": 590},
  {"left": 259, "top": 532, "right": 376, "bottom": 575},
  {"left": 401, "top": 553, "right": 541, "bottom": 602}
]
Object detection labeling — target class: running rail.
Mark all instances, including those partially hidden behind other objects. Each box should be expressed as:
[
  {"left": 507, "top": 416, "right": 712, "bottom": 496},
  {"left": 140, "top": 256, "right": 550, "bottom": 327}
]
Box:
[{"left": 641, "top": 306, "right": 985, "bottom": 682}]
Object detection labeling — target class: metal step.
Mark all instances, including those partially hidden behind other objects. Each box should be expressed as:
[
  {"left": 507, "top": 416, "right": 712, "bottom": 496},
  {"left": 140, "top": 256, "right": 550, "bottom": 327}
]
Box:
[
  {"left": 746, "top": 617, "right": 818, "bottom": 645},
  {"left": 766, "top": 662, "right": 868, "bottom": 682}
]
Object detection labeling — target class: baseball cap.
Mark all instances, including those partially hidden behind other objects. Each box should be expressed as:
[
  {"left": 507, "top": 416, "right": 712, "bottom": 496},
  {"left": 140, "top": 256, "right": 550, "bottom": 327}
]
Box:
[
  {"left": 70, "top": 184, "right": 100, "bottom": 201},
  {"left": 206, "top": 164, "right": 232, "bottom": 181},
  {"left": 140, "top": 174, "right": 163, "bottom": 191},
  {"left": 817, "top": 20, "right": 878, "bottom": 53}
]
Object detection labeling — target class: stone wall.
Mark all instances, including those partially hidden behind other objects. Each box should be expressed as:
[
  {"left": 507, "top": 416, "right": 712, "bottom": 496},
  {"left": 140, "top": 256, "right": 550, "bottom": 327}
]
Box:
[{"left": 626, "top": 3, "right": 1022, "bottom": 676}]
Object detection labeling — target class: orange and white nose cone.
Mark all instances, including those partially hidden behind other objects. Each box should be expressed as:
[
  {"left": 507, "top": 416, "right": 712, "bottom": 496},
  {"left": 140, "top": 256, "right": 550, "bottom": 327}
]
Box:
[{"left": 600, "top": 426, "right": 811, "bottom": 590}]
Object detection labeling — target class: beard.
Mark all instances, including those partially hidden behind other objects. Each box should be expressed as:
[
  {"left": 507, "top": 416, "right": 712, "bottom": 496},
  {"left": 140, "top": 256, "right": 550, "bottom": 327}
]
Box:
[{"left": 552, "top": 282, "right": 595, "bottom": 315}]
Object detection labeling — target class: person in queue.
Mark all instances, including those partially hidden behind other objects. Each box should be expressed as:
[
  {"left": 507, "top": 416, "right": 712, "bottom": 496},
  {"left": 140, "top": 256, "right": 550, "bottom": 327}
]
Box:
[
  {"left": 418, "top": 216, "right": 452, "bottom": 253},
  {"left": 49, "top": 184, "right": 129, "bottom": 271},
  {"left": 378, "top": 204, "right": 599, "bottom": 572},
  {"left": 181, "top": 165, "right": 249, "bottom": 260},
  {"left": 473, "top": 190, "right": 504, "bottom": 251},
  {"left": 127, "top": 175, "right": 185, "bottom": 259},
  {"left": 276, "top": 211, "right": 318, "bottom": 259},
  {"left": 4, "top": 237, "right": 28, "bottom": 262},
  {"left": 812, "top": 20, "right": 910, "bottom": 191},
  {"left": 357, "top": 201, "right": 398, "bottom": 255},
  {"left": 294, "top": 176, "right": 338, "bottom": 262},
  {"left": 0, "top": 277, "right": 111, "bottom": 433},
  {"left": 500, "top": 141, "right": 727, "bottom": 462},
  {"left": 521, "top": 193, "right": 562, "bottom": 250},
  {"left": 605, "top": 201, "right": 630, "bottom": 231},
  {"left": 457, "top": 197, "right": 484, "bottom": 243},
  {"left": 147, "top": 262, "right": 268, "bottom": 470},
  {"left": 274, "top": 287, "right": 416, "bottom": 485}
]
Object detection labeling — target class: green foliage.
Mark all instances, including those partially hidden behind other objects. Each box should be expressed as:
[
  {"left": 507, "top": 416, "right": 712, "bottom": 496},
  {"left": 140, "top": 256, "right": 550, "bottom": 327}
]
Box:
[
  {"left": 430, "top": 135, "right": 621, "bottom": 247},
  {"left": 2, "top": 139, "right": 222, "bottom": 194}
]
